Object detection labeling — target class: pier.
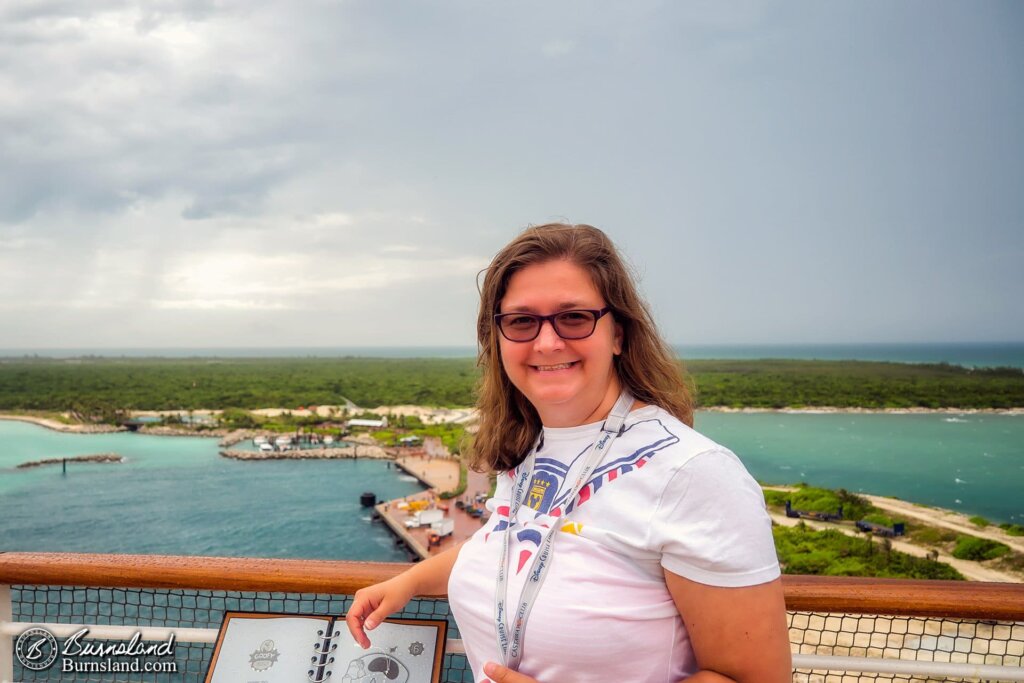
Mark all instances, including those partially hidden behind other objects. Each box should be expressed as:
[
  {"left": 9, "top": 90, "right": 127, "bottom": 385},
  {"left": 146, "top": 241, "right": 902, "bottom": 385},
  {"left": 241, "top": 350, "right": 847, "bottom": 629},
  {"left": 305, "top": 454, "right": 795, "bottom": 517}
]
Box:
[{"left": 375, "top": 454, "right": 492, "bottom": 560}]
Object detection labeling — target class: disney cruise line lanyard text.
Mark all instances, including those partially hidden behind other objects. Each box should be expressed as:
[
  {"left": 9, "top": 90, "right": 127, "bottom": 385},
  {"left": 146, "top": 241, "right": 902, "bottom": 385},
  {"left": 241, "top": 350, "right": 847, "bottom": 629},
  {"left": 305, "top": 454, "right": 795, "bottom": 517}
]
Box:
[{"left": 494, "top": 390, "right": 634, "bottom": 671}]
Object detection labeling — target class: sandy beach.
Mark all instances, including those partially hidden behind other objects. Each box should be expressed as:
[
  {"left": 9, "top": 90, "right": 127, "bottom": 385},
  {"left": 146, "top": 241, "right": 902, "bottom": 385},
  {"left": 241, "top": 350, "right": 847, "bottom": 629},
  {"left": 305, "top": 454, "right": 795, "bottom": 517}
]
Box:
[{"left": 0, "top": 413, "right": 123, "bottom": 433}]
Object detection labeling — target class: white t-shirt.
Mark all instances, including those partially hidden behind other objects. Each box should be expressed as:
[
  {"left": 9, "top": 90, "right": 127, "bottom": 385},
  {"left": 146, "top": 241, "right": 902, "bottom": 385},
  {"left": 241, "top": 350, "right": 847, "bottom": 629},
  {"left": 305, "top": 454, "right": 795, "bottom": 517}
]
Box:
[{"left": 447, "top": 405, "right": 780, "bottom": 682}]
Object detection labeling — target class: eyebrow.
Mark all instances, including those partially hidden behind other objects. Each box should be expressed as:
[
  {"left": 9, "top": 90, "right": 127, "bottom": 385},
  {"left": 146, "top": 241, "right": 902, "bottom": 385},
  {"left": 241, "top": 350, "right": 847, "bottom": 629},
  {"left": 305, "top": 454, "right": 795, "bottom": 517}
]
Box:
[{"left": 502, "top": 302, "right": 587, "bottom": 313}]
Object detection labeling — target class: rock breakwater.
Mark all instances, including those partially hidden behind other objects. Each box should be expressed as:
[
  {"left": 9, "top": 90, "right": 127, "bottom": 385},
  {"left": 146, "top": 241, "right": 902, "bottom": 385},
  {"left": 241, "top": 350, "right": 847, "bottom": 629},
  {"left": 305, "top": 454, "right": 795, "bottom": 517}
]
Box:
[{"left": 18, "top": 453, "right": 124, "bottom": 469}]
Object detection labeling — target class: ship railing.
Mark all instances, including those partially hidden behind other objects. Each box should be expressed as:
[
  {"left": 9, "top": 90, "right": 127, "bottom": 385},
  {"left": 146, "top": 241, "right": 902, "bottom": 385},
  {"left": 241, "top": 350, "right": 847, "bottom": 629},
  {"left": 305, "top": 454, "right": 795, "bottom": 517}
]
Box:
[{"left": 1, "top": 552, "right": 1023, "bottom": 682}]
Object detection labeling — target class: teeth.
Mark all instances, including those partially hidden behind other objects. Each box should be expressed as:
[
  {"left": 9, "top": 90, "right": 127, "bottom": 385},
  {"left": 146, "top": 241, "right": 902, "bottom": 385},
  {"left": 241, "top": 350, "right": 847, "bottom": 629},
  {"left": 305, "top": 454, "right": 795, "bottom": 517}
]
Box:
[{"left": 536, "top": 362, "right": 574, "bottom": 371}]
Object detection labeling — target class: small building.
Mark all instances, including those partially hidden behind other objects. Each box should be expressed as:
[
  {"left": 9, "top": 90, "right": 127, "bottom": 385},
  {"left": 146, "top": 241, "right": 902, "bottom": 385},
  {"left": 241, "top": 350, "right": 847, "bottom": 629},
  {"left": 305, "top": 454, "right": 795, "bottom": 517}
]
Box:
[
  {"left": 424, "top": 436, "right": 448, "bottom": 458},
  {"left": 398, "top": 435, "right": 421, "bottom": 446},
  {"left": 347, "top": 417, "right": 389, "bottom": 430}
]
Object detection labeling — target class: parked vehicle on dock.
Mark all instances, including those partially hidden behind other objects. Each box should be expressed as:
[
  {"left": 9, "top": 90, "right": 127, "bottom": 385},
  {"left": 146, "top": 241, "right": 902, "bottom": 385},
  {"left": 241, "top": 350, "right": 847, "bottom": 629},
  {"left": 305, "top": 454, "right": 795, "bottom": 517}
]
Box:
[
  {"left": 404, "top": 508, "right": 444, "bottom": 528},
  {"left": 430, "top": 518, "right": 454, "bottom": 538}
]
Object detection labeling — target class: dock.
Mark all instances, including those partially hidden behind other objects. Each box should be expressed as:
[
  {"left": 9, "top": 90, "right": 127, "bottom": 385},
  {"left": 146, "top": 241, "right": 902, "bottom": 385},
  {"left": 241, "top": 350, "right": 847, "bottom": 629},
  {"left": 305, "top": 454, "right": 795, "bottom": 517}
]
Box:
[{"left": 375, "top": 454, "right": 492, "bottom": 559}]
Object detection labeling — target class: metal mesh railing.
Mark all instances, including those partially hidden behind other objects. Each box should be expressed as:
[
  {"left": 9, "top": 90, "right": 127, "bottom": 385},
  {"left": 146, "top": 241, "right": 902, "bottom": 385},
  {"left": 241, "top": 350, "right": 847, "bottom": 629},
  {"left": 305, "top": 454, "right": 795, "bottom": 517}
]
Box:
[
  {"left": 8, "top": 586, "right": 473, "bottom": 683},
  {"left": 789, "top": 611, "right": 1024, "bottom": 682},
  {"left": 9, "top": 587, "right": 1024, "bottom": 682},
  {"left": 3, "top": 554, "right": 1024, "bottom": 682}
]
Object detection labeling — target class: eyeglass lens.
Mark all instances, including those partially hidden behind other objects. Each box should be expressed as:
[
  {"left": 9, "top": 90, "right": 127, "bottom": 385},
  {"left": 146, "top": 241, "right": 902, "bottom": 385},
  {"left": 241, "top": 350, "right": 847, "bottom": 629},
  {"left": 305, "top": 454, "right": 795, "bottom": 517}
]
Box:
[{"left": 500, "top": 310, "right": 598, "bottom": 341}]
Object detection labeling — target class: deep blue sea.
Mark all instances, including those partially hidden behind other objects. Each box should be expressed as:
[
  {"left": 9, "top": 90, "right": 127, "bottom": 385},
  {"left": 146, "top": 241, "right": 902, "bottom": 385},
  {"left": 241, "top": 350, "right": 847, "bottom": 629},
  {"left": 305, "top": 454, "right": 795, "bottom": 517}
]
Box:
[{"left": 3, "top": 342, "right": 1022, "bottom": 368}]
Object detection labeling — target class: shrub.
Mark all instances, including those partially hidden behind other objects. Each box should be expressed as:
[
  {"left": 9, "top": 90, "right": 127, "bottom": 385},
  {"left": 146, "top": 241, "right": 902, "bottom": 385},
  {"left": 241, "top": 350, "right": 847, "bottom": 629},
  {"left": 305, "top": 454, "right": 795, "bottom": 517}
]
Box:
[
  {"left": 969, "top": 515, "right": 991, "bottom": 528},
  {"left": 772, "top": 525, "right": 962, "bottom": 580},
  {"left": 861, "top": 512, "right": 897, "bottom": 527},
  {"left": 909, "top": 526, "right": 957, "bottom": 545},
  {"left": 952, "top": 535, "right": 1011, "bottom": 561}
]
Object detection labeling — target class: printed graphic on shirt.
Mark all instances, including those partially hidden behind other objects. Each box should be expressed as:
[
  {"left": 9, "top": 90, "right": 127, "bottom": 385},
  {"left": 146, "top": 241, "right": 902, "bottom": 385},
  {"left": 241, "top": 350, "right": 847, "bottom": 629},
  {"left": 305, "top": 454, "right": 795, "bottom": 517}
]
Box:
[{"left": 487, "top": 418, "right": 680, "bottom": 574}]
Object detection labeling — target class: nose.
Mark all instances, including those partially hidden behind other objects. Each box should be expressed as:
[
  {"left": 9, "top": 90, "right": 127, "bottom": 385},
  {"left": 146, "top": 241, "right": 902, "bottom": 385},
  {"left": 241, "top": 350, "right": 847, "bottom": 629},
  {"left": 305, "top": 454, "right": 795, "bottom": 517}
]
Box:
[{"left": 532, "top": 318, "right": 565, "bottom": 352}]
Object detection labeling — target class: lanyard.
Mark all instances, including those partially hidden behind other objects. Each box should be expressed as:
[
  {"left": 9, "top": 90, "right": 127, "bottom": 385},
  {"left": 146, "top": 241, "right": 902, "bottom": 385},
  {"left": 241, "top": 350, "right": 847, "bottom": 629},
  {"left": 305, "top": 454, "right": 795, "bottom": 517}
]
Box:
[{"left": 494, "top": 390, "right": 634, "bottom": 671}]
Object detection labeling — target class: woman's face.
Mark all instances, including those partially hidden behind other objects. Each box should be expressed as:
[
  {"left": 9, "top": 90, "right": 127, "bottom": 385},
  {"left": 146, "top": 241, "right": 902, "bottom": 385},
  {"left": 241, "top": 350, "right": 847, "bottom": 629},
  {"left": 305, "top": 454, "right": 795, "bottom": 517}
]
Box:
[{"left": 497, "top": 259, "right": 623, "bottom": 428}]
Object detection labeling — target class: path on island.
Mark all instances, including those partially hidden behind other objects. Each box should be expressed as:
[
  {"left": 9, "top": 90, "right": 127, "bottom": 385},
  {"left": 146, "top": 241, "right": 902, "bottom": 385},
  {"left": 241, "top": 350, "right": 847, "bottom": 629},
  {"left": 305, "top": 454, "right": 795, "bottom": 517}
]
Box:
[
  {"left": 861, "top": 494, "right": 1024, "bottom": 555},
  {"left": 768, "top": 511, "right": 1018, "bottom": 582},
  {"left": 764, "top": 485, "right": 1024, "bottom": 554}
]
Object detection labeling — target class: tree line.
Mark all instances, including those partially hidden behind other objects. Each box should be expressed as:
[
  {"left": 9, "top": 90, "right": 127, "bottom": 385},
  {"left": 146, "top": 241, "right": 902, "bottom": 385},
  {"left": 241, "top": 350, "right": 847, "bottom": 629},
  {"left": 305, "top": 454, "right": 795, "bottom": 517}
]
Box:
[{"left": 1, "top": 356, "right": 1021, "bottom": 411}]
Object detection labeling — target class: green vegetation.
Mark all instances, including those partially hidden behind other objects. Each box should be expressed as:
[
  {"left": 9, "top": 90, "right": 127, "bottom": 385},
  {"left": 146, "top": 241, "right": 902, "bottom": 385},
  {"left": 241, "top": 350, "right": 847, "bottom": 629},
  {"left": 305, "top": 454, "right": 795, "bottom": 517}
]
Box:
[
  {"left": 0, "top": 358, "right": 478, "bottom": 412},
  {"left": 763, "top": 484, "right": 873, "bottom": 521},
  {"left": 689, "top": 359, "right": 1024, "bottom": 409},
  {"left": 764, "top": 484, "right": 1024, "bottom": 578},
  {"left": 1, "top": 357, "right": 1022, "bottom": 413},
  {"left": 370, "top": 418, "right": 468, "bottom": 457},
  {"left": 969, "top": 515, "right": 991, "bottom": 528},
  {"left": 860, "top": 512, "right": 897, "bottom": 527},
  {"left": 999, "top": 523, "right": 1024, "bottom": 537},
  {"left": 952, "top": 536, "right": 1011, "bottom": 561},
  {"left": 907, "top": 526, "right": 957, "bottom": 546},
  {"left": 439, "top": 460, "right": 468, "bottom": 500},
  {"left": 773, "top": 524, "right": 964, "bottom": 580}
]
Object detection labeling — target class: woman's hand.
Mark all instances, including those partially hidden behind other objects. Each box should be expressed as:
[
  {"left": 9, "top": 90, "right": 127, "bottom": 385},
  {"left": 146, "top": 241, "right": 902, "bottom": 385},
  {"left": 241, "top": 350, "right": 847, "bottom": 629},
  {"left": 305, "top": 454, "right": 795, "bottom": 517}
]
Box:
[
  {"left": 482, "top": 661, "right": 541, "bottom": 683},
  {"left": 345, "top": 541, "right": 467, "bottom": 649},
  {"left": 345, "top": 575, "right": 416, "bottom": 649}
]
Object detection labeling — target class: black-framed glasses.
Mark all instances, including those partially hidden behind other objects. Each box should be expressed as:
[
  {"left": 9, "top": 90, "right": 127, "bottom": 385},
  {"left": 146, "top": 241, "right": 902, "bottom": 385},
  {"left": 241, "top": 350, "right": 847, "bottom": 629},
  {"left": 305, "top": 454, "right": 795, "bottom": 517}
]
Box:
[{"left": 493, "top": 308, "right": 611, "bottom": 342}]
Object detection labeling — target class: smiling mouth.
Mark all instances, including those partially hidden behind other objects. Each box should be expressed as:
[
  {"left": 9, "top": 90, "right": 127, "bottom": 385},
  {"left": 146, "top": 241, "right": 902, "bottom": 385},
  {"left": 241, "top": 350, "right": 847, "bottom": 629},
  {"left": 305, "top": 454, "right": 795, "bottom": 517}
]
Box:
[{"left": 532, "top": 361, "right": 579, "bottom": 372}]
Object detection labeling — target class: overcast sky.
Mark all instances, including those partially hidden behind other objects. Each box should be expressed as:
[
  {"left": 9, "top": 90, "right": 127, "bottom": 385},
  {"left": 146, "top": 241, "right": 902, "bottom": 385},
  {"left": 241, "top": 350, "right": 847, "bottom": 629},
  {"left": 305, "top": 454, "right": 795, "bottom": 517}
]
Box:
[{"left": 1, "top": 1, "right": 1021, "bottom": 349}]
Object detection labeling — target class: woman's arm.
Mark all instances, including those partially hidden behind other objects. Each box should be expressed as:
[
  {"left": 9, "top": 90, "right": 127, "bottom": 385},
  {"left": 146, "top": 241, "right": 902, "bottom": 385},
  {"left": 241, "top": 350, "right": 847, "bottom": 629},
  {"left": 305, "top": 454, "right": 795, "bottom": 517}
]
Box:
[
  {"left": 345, "top": 541, "right": 465, "bottom": 648},
  {"left": 481, "top": 574, "right": 788, "bottom": 683},
  {"left": 664, "top": 571, "right": 791, "bottom": 683}
]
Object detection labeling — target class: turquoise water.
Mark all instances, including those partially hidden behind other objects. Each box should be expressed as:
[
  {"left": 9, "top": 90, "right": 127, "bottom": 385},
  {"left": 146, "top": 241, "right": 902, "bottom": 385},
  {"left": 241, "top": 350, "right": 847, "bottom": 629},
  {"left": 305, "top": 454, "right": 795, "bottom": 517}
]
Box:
[
  {"left": 4, "top": 342, "right": 1023, "bottom": 367},
  {"left": 1, "top": 412, "right": 1022, "bottom": 560},
  {"left": 697, "top": 411, "right": 1024, "bottom": 523},
  {"left": 0, "top": 421, "right": 424, "bottom": 560}
]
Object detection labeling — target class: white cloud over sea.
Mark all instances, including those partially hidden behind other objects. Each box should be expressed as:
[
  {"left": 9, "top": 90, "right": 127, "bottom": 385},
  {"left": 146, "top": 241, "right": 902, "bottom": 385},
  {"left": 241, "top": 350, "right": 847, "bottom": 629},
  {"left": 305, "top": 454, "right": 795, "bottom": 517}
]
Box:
[{"left": 1, "top": 1, "right": 1022, "bottom": 348}]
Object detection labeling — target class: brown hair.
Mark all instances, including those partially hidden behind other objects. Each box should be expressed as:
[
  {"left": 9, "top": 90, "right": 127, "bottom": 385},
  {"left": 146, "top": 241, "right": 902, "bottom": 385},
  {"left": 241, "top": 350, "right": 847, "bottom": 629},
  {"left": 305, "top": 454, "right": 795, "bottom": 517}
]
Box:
[{"left": 472, "top": 222, "right": 694, "bottom": 472}]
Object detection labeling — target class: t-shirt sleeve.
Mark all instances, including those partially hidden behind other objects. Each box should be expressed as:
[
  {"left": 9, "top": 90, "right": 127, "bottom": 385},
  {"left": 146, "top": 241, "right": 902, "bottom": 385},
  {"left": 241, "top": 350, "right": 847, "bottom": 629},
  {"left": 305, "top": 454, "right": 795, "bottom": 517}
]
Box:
[
  {"left": 485, "top": 469, "right": 515, "bottom": 512},
  {"left": 648, "top": 448, "right": 781, "bottom": 587}
]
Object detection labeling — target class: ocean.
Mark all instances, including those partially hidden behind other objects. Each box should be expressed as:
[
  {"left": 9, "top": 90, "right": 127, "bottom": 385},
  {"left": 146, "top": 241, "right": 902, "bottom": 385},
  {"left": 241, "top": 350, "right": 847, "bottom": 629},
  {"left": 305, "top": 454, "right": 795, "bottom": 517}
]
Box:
[
  {"left": 3, "top": 342, "right": 1023, "bottom": 368},
  {"left": 1, "top": 412, "right": 1021, "bottom": 560}
]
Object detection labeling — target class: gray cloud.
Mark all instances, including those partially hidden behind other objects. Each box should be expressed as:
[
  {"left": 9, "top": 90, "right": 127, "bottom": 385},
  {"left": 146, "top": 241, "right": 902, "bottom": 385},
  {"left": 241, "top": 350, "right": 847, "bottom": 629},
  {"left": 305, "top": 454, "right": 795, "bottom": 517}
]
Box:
[{"left": 2, "top": 0, "right": 1022, "bottom": 347}]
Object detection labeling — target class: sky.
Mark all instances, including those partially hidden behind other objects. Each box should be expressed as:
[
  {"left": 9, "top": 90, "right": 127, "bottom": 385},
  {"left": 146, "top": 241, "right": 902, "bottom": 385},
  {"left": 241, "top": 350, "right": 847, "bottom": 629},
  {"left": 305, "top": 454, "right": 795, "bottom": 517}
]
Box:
[{"left": 1, "top": 1, "right": 1022, "bottom": 349}]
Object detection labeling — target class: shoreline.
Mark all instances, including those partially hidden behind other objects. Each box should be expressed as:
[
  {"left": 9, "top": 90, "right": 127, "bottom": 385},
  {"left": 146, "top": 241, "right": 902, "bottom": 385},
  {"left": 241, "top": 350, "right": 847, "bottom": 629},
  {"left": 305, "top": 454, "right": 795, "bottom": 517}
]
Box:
[
  {"left": 0, "top": 414, "right": 124, "bottom": 433},
  {"left": 700, "top": 406, "right": 1024, "bottom": 416},
  {"left": 3, "top": 412, "right": 1020, "bottom": 580},
  {"left": 3, "top": 404, "right": 1022, "bottom": 436}
]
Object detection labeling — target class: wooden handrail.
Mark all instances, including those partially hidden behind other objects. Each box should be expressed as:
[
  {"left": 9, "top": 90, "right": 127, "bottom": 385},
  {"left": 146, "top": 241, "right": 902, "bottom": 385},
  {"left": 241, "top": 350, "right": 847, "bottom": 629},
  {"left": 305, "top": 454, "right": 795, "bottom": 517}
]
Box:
[
  {"left": 0, "top": 552, "right": 407, "bottom": 596},
  {"left": 1, "top": 552, "right": 1022, "bottom": 621}
]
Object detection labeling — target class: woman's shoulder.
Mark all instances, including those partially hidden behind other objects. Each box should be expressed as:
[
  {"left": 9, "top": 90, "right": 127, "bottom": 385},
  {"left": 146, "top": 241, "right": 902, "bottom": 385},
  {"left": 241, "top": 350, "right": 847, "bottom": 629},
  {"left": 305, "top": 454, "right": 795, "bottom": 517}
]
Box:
[{"left": 623, "top": 404, "right": 724, "bottom": 460}]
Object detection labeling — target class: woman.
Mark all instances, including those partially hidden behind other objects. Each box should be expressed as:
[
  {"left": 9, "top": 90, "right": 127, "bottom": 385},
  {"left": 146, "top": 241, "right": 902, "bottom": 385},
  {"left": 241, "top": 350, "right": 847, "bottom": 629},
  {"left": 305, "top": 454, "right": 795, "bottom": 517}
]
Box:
[{"left": 347, "top": 224, "right": 791, "bottom": 682}]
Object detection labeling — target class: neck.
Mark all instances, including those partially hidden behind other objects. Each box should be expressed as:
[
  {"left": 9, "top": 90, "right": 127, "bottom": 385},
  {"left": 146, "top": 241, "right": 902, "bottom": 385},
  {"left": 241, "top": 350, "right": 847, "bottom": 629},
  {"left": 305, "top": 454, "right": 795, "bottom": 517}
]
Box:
[{"left": 537, "top": 374, "right": 626, "bottom": 428}]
